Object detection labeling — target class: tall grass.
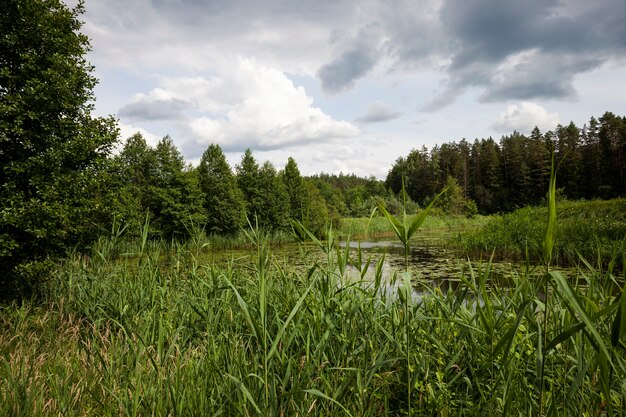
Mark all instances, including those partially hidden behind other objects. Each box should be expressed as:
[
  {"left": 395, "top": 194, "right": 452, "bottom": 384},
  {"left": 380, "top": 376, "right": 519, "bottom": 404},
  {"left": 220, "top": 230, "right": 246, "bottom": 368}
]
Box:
[
  {"left": 338, "top": 213, "right": 487, "bottom": 240},
  {"left": 1, "top": 212, "right": 626, "bottom": 414},
  {"left": 456, "top": 198, "right": 626, "bottom": 267}
]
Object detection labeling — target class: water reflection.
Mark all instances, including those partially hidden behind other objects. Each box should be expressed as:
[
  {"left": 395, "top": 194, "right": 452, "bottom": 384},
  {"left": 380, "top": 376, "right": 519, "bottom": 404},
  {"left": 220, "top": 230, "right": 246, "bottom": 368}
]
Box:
[
  {"left": 204, "top": 236, "right": 573, "bottom": 298},
  {"left": 337, "top": 238, "right": 529, "bottom": 288}
]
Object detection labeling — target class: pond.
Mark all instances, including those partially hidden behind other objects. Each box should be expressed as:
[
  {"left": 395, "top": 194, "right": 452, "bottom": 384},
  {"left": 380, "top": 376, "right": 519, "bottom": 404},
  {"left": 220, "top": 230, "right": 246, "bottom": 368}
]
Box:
[
  {"left": 335, "top": 236, "right": 554, "bottom": 294},
  {"left": 204, "top": 233, "right": 564, "bottom": 295}
]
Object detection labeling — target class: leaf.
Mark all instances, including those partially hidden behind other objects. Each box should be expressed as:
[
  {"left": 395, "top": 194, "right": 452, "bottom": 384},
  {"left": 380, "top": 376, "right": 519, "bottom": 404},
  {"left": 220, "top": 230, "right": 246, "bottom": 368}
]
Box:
[
  {"left": 611, "top": 284, "right": 626, "bottom": 347},
  {"left": 226, "top": 374, "right": 262, "bottom": 414},
  {"left": 402, "top": 271, "right": 412, "bottom": 307},
  {"left": 542, "top": 152, "right": 557, "bottom": 266},
  {"left": 377, "top": 203, "right": 406, "bottom": 245},
  {"left": 267, "top": 278, "right": 316, "bottom": 362},
  {"left": 407, "top": 187, "right": 449, "bottom": 239},
  {"left": 224, "top": 276, "right": 260, "bottom": 341},
  {"left": 549, "top": 270, "right": 613, "bottom": 368},
  {"left": 493, "top": 299, "right": 532, "bottom": 365},
  {"left": 546, "top": 321, "right": 586, "bottom": 351},
  {"left": 303, "top": 389, "right": 354, "bottom": 417}
]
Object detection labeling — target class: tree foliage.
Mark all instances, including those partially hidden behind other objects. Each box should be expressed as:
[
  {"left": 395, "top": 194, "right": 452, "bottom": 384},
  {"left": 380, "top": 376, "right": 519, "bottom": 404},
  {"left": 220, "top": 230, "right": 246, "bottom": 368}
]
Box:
[
  {"left": 257, "top": 161, "right": 290, "bottom": 230},
  {"left": 147, "top": 136, "right": 206, "bottom": 239},
  {"left": 236, "top": 149, "right": 262, "bottom": 220},
  {"left": 282, "top": 157, "right": 305, "bottom": 221},
  {"left": 0, "top": 0, "right": 118, "bottom": 297},
  {"left": 108, "top": 133, "right": 157, "bottom": 236},
  {"left": 197, "top": 144, "right": 245, "bottom": 234},
  {"left": 386, "top": 112, "right": 626, "bottom": 214}
]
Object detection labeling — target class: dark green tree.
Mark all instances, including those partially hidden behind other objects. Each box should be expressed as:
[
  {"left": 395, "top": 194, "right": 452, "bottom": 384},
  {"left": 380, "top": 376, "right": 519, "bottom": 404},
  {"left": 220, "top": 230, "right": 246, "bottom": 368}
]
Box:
[
  {"left": 500, "top": 132, "right": 532, "bottom": 209},
  {"left": 301, "top": 180, "right": 330, "bottom": 237},
  {"left": 197, "top": 144, "right": 245, "bottom": 234},
  {"left": 147, "top": 136, "right": 206, "bottom": 239},
  {"left": 581, "top": 118, "right": 601, "bottom": 199},
  {"left": 385, "top": 157, "right": 407, "bottom": 195},
  {"left": 599, "top": 112, "right": 626, "bottom": 197},
  {"left": 403, "top": 147, "right": 434, "bottom": 205},
  {"left": 555, "top": 122, "right": 583, "bottom": 199},
  {"left": 109, "top": 133, "right": 157, "bottom": 236},
  {"left": 282, "top": 157, "right": 305, "bottom": 221},
  {"left": 307, "top": 177, "right": 347, "bottom": 219},
  {"left": 257, "top": 161, "right": 290, "bottom": 230},
  {"left": 345, "top": 185, "right": 367, "bottom": 216},
  {"left": 236, "top": 149, "right": 262, "bottom": 221},
  {"left": 528, "top": 127, "right": 551, "bottom": 202},
  {"left": 436, "top": 176, "right": 467, "bottom": 215},
  {"left": 0, "top": 0, "right": 118, "bottom": 297}
]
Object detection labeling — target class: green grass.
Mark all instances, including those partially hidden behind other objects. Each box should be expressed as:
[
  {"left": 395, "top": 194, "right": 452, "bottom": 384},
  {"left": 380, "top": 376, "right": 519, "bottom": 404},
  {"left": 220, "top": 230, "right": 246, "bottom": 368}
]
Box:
[
  {"left": 1, "top": 221, "right": 626, "bottom": 416},
  {"left": 338, "top": 213, "right": 489, "bottom": 240},
  {"left": 455, "top": 199, "right": 626, "bottom": 267}
]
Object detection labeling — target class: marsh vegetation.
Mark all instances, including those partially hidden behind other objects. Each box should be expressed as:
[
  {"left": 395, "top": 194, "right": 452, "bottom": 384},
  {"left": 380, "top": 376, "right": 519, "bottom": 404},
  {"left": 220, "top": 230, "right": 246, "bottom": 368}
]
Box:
[
  {"left": 2, "top": 1, "right": 626, "bottom": 415},
  {"left": 2, "top": 198, "right": 626, "bottom": 416}
]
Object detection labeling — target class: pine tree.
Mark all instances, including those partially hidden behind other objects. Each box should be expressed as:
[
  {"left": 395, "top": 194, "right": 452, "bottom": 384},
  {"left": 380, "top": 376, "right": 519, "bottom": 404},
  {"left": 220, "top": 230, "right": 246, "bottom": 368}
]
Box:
[
  {"left": 111, "top": 133, "right": 158, "bottom": 236},
  {"left": 147, "top": 136, "right": 206, "bottom": 239},
  {"left": 556, "top": 122, "right": 583, "bottom": 199},
  {"left": 599, "top": 112, "right": 626, "bottom": 197},
  {"left": 257, "top": 161, "right": 290, "bottom": 230}
]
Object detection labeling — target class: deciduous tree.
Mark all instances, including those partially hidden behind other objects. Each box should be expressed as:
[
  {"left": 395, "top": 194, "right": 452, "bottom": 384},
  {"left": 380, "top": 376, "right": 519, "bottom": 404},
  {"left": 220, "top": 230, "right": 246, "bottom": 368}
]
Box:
[
  {"left": 0, "top": 0, "right": 118, "bottom": 298},
  {"left": 197, "top": 144, "right": 245, "bottom": 234}
]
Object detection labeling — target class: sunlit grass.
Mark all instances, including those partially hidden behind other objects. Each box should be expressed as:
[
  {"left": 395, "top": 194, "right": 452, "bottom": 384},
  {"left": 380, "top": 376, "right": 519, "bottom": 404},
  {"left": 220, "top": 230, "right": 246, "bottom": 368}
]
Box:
[
  {"left": 456, "top": 198, "right": 626, "bottom": 266},
  {"left": 338, "top": 213, "right": 488, "bottom": 240}
]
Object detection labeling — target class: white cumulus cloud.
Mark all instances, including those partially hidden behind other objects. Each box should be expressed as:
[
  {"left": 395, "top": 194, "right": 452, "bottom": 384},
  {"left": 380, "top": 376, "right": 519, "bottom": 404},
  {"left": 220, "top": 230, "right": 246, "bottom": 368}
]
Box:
[
  {"left": 116, "top": 58, "right": 359, "bottom": 157},
  {"left": 491, "top": 101, "right": 560, "bottom": 134}
]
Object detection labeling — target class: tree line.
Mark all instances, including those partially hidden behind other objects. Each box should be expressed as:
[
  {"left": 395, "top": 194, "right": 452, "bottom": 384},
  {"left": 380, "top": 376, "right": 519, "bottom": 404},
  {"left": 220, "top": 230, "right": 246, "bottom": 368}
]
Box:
[
  {"left": 386, "top": 113, "right": 626, "bottom": 214},
  {"left": 106, "top": 133, "right": 337, "bottom": 240}
]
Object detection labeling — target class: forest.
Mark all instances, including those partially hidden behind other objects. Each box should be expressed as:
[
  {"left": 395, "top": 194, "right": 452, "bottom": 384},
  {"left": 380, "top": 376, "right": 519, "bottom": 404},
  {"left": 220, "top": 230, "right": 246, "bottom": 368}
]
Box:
[{"left": 386, "top": 114, "right": 626, "bottom": 213}]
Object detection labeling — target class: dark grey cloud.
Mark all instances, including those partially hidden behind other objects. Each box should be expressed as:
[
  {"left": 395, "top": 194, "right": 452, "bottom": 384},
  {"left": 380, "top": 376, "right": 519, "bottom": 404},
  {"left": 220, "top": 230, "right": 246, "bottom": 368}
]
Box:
[
  {"left": 317, "top": 24, "right": 384, "bottom": 94},
  {"left": 435, "top": 0, "right": 626, "bottom": 104},
  {"left": 86, "top": 0, "right": 626, "bottom": 109},
  {"left": 479, "top": 54, "right": 601, "bottom": 102},
  {"left": 314, "top": 0, "right": 626, "bottom": 103},
  {"left": 318, "top": 48, "right": 378, "bottom": 93},
  {"left": 355, "top": 102, "right": 402, "bottom": 124},
  {"left": 118, "top": 97, "right": 192, "bottom": 122}
]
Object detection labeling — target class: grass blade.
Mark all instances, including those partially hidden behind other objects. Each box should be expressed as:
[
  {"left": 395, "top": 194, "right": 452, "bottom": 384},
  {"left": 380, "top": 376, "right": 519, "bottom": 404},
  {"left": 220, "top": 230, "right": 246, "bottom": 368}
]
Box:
[
  {"left": 407, "top": 187, "right": 448, "bottom": 238},
  {"left": 549, "top": 270, "right": 613, "bottom": 367},
  {"left": 304, "top": 388, "right": 354, "bottom": 417}
]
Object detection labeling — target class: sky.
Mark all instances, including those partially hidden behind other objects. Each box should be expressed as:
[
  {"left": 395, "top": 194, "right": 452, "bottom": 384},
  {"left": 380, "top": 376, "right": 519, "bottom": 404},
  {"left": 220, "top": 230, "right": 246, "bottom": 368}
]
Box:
[{"left": 75, "top": 0, "right": 626, "bottom": 178}]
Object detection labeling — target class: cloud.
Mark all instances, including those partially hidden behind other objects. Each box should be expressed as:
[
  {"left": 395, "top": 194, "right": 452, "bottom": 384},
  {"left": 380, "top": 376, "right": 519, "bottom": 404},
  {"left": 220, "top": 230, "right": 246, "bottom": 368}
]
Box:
[
  {"left": 82, "top": 0, "right": 358, "bottom": 76},
  {"left": 116, "top": 58, "right": 359, "bottom": 157},
  {"left": 119, "top": 91, "right": 193, "bottom": 121},
  {"left": 491, "top": 102, "right": 560, "bottom": 133},
  {"left": 480, "top": 53, "right": 601, "bottom": 103},
  {"left": 83, "top": 0, "right": 626, "bottom": 108},
  {"left": 436, "top": 0, "right": 626, "bottom": 105},
  {"left": 245, "top": 134, "right": 399, "bottom": 178},
  {"left": 355, "top": 102, "right": 402, "bottom": 123},
  {"left": 317, "top": 24, "right": 386, "bottom": 93}
]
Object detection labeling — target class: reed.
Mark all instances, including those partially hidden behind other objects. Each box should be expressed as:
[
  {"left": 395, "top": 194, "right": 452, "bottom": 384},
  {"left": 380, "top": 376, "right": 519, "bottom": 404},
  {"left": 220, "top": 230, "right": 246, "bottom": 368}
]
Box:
[
  {"left": 456, "top": 199, "right": 626, "bottom": 267},
  {"left": 1, "top": 200, "right": 625, "bottom": 415}
]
